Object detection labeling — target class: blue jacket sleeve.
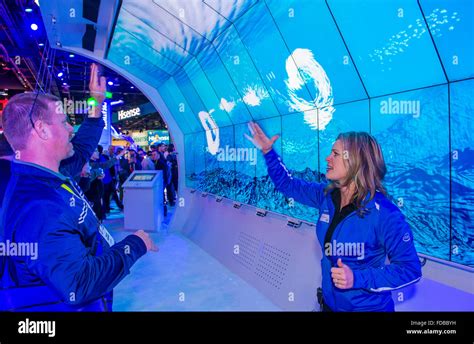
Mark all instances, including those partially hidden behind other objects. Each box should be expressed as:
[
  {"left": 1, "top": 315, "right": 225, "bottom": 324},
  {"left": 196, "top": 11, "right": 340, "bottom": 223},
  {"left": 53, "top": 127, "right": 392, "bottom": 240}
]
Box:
[
  {"left": 264, "top": 149, "right": 326, "bottom": 208},
  {"left": 60, "top": 117, "right": 105, "bottom": 178},
  {"left": 352, "top": 205, "right": 422, "bottom": 292},
  {"left": 17, "top": 201, "right": 147, "bottom": 306}
]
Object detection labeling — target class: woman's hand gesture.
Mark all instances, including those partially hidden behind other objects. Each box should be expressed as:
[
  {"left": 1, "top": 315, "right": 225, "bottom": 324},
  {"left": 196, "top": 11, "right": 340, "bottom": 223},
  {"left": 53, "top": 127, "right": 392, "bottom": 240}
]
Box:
[{"left": 244, "top": 122, "right": 280, "bottom": 155}]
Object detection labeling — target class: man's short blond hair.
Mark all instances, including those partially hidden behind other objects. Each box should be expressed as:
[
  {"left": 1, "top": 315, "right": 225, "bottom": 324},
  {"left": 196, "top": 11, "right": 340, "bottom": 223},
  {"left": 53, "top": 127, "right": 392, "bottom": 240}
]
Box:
[{"left": 2, "top": 92, "right": 60, "bottom": 150}]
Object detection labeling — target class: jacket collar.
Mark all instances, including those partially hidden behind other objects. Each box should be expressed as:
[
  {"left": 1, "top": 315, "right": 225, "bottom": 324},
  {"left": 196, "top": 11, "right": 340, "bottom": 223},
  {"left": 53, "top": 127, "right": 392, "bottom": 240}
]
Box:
[
  {"left": 11, "top": 160, "right": 69, "bottom": 182},
  {"left": 328, "top": 187, "right": 381, "bottom": 211},
  {"left": 363, "top": 192, "right": 378, "bottom": 209}
]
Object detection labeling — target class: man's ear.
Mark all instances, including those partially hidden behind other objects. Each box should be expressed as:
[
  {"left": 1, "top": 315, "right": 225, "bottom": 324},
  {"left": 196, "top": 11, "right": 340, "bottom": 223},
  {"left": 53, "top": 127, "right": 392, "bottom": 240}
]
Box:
[{"left": 34, "top": 120, "right": 50, "bottom": 140}]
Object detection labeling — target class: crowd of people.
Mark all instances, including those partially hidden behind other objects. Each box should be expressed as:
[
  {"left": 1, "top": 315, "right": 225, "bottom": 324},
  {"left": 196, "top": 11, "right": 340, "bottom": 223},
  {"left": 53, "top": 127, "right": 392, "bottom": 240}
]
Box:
[{"left": 76, "top": 142, "right": 179, "bottom": 222}]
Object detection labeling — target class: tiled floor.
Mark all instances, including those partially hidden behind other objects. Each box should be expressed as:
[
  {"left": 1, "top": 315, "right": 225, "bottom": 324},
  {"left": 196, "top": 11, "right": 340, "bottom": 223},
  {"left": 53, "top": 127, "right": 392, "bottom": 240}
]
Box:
[{"left": 104, "top": 205, "right": 280, "bottom": 311}]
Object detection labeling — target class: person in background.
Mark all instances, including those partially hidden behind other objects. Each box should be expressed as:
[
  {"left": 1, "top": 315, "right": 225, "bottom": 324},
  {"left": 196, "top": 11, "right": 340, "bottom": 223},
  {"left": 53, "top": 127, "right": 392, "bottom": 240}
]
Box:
[
  {"left": 116, "top": 147, "right": 130, "bottom": 204},
  {"left": 107, "top": 145, "right": 115, "bottom": 158},
  {"left": 104, "top": 145, "right": 123, "bottom": 212},
  {"left": 167, "top": 143, "right": 178, "bottom": 195},
  {"left": 136, "top": 148, "right": 145, "bottom": 164},
  {"left": 88, "top": 147, "right": 126, "bottom": 221},
  {"left": 140, "top": 149, "right": 155, "bottom": 170},
  {"left": 246, "top": 122, "right": 421, "bottom": 312},
  {"left": 127, "top": 149, "right": 142, "bottom": 173},
  {"left": 76, "top": 161, "right": 106, "bottom": 194},
  {"left": 77, "top": 162, "right": 92, "bottom": 193},
  {"left": 151, "top": 150, "right": 159, "bottom": 166},
  {"left": 151, "top": 149, "right": 169, "bottom": 215},
  {"left": 155, "top": 142, "right": 174, "bottom": 206},
  {"left": 86, "top": 148, "right": 106, "bottom": 220}
]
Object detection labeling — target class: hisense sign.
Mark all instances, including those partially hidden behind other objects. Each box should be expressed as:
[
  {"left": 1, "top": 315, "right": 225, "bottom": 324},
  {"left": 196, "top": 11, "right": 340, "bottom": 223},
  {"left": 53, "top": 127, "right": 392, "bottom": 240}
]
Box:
[{"left": 118, "top": 107, "right": 141, "bottom": 120}]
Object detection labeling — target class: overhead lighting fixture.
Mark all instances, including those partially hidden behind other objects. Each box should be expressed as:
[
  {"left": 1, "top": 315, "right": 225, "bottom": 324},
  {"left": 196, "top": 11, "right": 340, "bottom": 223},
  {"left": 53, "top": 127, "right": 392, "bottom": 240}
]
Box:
[
  {"left": 62, "top": 82, "right": 67, "bottom": 85},
  {"left": 130, "top": 86, "right": 134, "bottom": 89},
  {"left": 30, "top": 23, "right": 38, "bottom": 31},
  {"left": 38, "top": 43, "right": 44, "bottom": 47},
  {"left": 107, "top": 81, "right": 113, "bottom": 86},
  {"left": 69, "top": 54, "right": 75, "bottom": 58},
  {"left": 25, "top": 8, "right": 33, "bottom": 13},
  {"left": 57, "top": 72, "right": 63, "bottom": 77}
]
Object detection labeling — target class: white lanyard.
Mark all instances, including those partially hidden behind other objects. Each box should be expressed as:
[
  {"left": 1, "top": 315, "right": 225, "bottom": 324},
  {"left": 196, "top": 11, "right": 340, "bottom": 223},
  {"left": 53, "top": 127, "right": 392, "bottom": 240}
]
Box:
[{"left": 61, "top": 181, "right": 115, "bottom": 247}]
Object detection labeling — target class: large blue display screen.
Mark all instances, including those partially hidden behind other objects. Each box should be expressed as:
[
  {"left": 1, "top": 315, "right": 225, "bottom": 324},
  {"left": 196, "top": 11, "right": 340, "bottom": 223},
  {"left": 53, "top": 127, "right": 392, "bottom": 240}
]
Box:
[{"left": 109, "top": 0, "right": 473, "bottom": 266}]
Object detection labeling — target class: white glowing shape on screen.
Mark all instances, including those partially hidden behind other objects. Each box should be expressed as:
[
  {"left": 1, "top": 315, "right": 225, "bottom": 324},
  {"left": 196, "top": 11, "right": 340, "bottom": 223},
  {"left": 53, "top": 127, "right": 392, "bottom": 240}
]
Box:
[
  {"left": 286, "top": 48, "right": 334, "bottom": 130},
  {"left": 242, "top": 85, "right": 269, "bottom": 107},
  {"left": 199, "top": 109, "right": 220, "bottom": 155},
  {"left": 200, "top": 49, "right": 334, "bottom": 153},
  {"left": 369, "top": 9, "right": 460, "bottom": 65},
  {"left": 219, "top": 98, "right": 235, "bottom": 112}
]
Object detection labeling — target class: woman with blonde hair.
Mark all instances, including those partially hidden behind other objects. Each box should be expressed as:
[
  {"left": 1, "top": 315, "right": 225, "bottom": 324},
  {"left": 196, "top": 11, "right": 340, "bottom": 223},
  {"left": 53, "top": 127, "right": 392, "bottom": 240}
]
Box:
[{"left": 246, "top": 122, "right": 422, "bottom": 312}]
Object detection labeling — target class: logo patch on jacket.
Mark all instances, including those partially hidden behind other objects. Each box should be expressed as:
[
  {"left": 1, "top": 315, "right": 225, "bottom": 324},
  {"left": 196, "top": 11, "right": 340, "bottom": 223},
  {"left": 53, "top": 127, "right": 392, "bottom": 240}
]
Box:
[
  {"left": 320, "top": 213, "right": 330, "bottom": 223},
  {"left": 402, "top": 232, "right": 411, "bottom": 242}
]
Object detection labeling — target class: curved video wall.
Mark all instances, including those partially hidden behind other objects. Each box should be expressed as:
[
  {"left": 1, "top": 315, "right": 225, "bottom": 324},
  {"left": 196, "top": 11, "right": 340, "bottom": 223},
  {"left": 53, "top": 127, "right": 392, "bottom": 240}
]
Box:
[{"left": 107, "top": 0, "right": 473, "bottom": 266}]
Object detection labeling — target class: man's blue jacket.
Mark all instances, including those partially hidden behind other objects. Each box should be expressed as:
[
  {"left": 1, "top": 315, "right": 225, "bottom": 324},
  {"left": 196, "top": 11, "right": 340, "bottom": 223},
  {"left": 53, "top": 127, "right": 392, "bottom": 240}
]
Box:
[
  {"left": 0, "top": 117, "right": 146, "bottom": 311},
  {"left": 264, "top": 149, "right": 422, "bottom": 311}
]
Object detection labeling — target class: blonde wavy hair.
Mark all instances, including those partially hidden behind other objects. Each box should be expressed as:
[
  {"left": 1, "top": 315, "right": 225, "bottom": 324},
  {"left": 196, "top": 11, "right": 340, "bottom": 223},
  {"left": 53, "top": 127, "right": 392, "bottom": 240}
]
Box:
[{"left": 325, "top": 132, "right": 387, "bottom": 213}]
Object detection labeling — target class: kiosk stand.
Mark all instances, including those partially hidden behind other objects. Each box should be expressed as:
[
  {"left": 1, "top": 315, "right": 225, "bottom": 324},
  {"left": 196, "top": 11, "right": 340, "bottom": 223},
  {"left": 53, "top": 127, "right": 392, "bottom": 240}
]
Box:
[{"left": 123, "top": 170, "right": 163, "bottom": 232}]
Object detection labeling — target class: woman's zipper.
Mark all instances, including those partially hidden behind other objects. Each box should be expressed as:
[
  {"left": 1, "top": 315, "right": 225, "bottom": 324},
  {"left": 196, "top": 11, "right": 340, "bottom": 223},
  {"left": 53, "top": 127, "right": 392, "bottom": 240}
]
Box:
[{"left": 330, "top": 211, "right": 358, "bottom": 311}]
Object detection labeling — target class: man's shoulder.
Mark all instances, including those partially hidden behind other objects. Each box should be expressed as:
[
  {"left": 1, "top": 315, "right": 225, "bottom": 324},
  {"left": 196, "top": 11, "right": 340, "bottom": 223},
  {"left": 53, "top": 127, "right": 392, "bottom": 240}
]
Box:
[{"left": 7, "top": 176, "right": 66, "bottom": 208}]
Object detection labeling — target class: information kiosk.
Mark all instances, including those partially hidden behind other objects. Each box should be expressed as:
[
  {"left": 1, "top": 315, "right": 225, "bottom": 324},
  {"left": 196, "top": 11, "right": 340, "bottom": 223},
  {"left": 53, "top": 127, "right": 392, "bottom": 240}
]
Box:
[{"left": 123, "top": 170, "right": 163, "bottom": 232}]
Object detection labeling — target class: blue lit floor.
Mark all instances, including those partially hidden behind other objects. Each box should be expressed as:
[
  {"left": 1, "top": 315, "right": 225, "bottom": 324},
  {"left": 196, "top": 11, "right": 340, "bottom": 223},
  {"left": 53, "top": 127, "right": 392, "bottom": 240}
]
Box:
[{"left": 104, "top": 206, "right": 280, "bottom": 311}]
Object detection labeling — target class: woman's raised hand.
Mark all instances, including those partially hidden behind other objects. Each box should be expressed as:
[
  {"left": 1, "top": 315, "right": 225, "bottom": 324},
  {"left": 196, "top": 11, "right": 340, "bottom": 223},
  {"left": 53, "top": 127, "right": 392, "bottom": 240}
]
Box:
[{"left": 244, "top": 122, "right": 280, "bottom": 155}]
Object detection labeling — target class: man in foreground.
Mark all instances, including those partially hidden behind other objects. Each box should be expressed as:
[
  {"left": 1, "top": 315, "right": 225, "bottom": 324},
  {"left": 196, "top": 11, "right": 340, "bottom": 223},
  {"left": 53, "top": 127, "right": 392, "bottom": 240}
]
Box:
[{"left": 0, "top": 64, "right": 157, "bottom": 311}]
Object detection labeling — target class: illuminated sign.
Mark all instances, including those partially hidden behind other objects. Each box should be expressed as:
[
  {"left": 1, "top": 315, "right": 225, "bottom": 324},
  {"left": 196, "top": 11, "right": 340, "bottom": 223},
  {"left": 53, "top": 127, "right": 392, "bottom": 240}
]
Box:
[
  {"left": 147, "top": 130, "right": 170, "bottom": 146},
  {"left": 102, "top": 102, "right": 108, "bottom": 130},
  {"left": 130, "top": 131, "right": 149, "bottom": 146},
  {"left": 118, "top": 107, "right": 141, "bottom": 121},
  {"left": 98, "top": 101, "right": 111, "bottom": 148},
  {"left": 131, "top": 173, "right": 156, "bottom": 182}
]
